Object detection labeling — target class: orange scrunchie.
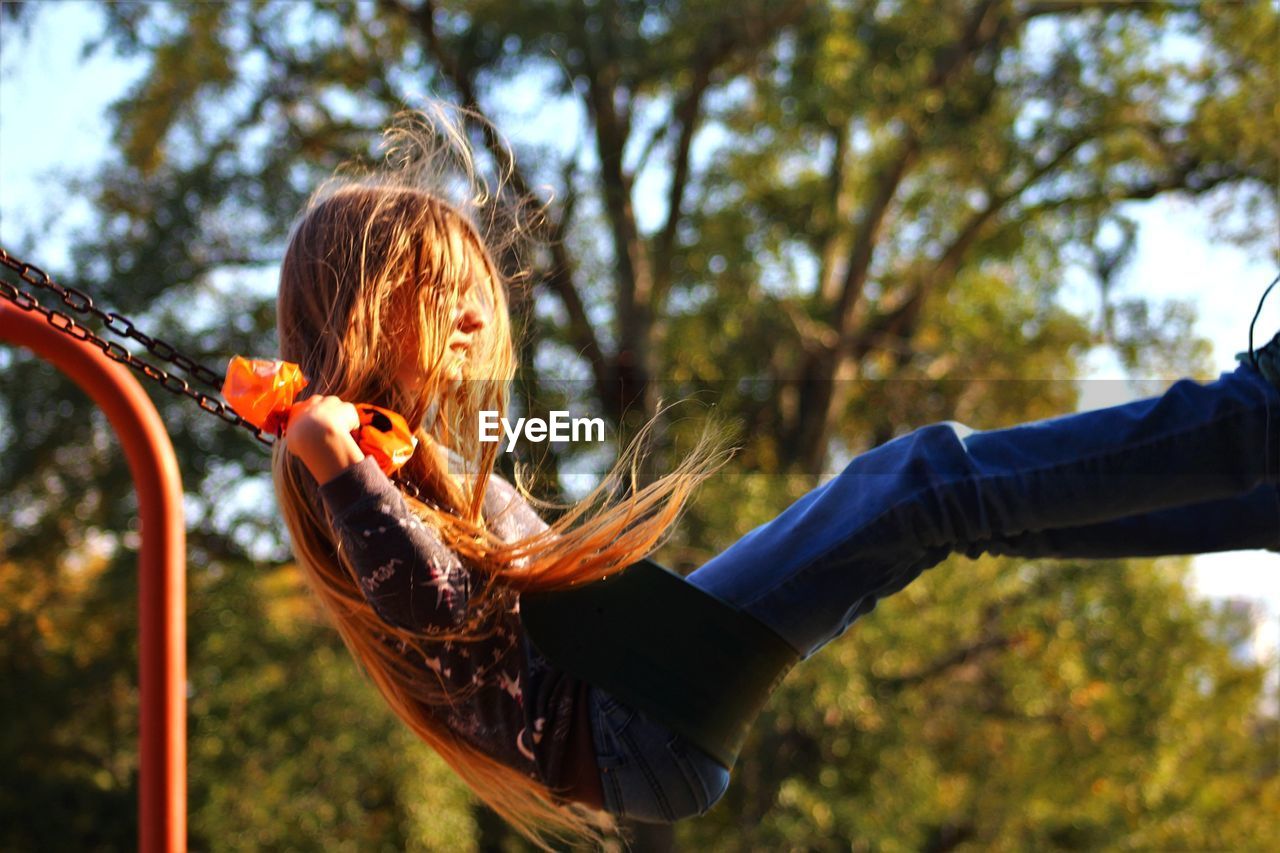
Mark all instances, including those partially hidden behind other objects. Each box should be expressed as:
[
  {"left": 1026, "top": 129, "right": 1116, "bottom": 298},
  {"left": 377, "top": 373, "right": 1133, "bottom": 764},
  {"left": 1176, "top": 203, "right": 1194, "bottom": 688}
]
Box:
[{"left": 222, "top": 356, "right": 416, "bottom": 476}]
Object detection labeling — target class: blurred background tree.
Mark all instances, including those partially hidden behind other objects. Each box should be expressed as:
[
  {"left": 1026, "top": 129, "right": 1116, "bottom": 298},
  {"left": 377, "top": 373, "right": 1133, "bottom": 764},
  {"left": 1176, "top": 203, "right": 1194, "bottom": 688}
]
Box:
[{"left": 1, "top": 0, "right": 1276, "bottom": 849}]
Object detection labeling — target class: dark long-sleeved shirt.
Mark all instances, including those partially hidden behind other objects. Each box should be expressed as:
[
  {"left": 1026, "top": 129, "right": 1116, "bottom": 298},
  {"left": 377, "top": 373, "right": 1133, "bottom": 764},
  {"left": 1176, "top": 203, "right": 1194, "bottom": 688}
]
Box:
[{"left": 311, "top": 454, "right": 598, "bottom": 802}]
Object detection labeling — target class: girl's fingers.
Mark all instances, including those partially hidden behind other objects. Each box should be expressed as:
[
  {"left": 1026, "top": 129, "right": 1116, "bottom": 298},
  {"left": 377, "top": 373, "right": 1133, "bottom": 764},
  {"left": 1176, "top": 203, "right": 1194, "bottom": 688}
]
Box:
[
  {"left": 281, "top": 394, "right": 368, "bottom": 481},
  {"left": 285, "top": 395, "right": 361, "bottom": 442}
]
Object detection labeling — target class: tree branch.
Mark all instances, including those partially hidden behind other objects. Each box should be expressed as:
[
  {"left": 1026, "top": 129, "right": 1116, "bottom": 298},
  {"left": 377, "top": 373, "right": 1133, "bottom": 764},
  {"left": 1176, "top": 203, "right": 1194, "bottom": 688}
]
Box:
[
  {"left": 878, "top": 634, "right": 1017, "bottom": 689},
  {"left": 926, "top": 0, "right": 1003, "bottom": 90},
  {"left": 817, "top": 123, "right": 852, "bottom": 302},
  {"left": 835, "top": 0, "right": 1007, "bottom": 340},
  {"left": 573, "top": 4, "right": 657, "bottom": 427},
  {"left": 653, "top": 1, "right": 813, "bottom": 301},
  {"left": 786, "top": 0, "right": 1040, "bottom": 470},
  {"left": 541, "top": 177, "right": 613, "bottom": 400},
  {"left": 1013, "top": 157, "right": 1256, "bottom": 223},
  {"left": 939, "top": 130, "right": 1093, "bottom": 278},
  {"left": 1020, "top": 0, "right": 1210, "bottom": 20},
  {"left": 832, "top": 134, "right": 922, "bottom": 338},
  {"left": 652, "top": 61, "right": 711, "bottom": 299},
  {"left": 845, "top": 131, "right": 1095, "bottom": 371}
]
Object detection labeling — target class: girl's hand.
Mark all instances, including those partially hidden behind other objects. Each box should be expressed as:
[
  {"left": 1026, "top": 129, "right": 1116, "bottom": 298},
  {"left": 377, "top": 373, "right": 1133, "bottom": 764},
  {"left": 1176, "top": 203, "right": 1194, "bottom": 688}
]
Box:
[{"left": 283, "top": 394, "right": 366, "bottom": 485}]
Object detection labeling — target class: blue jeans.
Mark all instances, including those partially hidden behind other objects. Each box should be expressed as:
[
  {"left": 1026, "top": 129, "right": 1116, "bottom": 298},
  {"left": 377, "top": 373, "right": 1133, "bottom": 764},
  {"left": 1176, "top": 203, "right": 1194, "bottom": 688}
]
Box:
[
  {"left": 587, "top": 686, "right": 733, "bottom": 823},
  {"left": 590, "top": 360, "right": 1280, "bottom": 821}
]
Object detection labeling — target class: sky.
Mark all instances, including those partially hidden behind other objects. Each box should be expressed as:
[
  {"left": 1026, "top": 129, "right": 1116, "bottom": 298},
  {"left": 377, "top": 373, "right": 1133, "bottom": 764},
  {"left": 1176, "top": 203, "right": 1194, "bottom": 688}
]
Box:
[{"left": 1, "top": 3, "right": 1276, "bottom": 653}]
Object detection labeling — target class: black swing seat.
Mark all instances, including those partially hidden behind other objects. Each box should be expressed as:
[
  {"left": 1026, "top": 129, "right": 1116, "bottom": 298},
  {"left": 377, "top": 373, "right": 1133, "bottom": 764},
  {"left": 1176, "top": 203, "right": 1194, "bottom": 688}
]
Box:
[{"left": 519, "top": 558, "right": 800, "bottom": 770}]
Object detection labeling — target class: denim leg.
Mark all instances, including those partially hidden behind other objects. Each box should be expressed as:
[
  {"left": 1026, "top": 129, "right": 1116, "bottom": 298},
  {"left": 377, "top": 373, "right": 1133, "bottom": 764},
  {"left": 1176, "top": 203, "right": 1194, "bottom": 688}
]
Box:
[
  {"left": 587, "top": 687, "right": 732, "bottom": 823},
  {"left": 962, "top": 484, "right": 1280, "bottom": 560},
  {"left": 687, "top": 362, "right": 1280, "bottom": 660}
]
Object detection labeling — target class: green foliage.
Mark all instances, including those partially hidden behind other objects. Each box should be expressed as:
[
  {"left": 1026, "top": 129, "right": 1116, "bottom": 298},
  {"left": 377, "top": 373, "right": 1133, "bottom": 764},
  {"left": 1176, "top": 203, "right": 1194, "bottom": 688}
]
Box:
[
  {"left": 2, "top": 0, "right": 1276, "bottom": 849},
  {"left": 186, "top": 563, "right": 478, "bottom": 851},
  {"left": 0, "top": 547, "right": 480, "bottom": 851}
]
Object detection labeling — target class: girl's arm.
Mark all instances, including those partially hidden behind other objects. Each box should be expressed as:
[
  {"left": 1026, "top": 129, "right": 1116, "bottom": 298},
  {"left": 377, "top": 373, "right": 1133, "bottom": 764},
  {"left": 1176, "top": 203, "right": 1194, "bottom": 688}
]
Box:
[
  {"left": 286, "top": 395, "right": 471, "bottom": 632},
  {"left": 316, "top": 456, "right": 472, "bottom": 631}
]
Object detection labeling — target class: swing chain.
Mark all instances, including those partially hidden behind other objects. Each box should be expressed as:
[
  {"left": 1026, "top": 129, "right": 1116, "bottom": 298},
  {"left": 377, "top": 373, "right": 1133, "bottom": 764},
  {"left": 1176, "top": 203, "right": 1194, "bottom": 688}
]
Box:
[
  {"left": 0, "top": 247, "right": 227, "bottom": 389},
  {"left": 0, "top": 246, "right": 275, "bottom": 448}
]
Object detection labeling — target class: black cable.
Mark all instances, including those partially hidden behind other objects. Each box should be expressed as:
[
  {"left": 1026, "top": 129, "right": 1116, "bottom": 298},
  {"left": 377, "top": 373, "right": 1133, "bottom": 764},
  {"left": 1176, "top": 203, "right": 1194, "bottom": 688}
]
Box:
[{"left": 1249, "top": 272, "right": 1280, "bottom": 368}]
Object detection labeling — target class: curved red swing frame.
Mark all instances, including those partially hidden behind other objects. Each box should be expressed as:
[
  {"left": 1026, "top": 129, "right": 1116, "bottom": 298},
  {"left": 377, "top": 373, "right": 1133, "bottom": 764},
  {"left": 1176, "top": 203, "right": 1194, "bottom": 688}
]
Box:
[{"left": 1, "top": 302, "right": 187, "bottom": 853}]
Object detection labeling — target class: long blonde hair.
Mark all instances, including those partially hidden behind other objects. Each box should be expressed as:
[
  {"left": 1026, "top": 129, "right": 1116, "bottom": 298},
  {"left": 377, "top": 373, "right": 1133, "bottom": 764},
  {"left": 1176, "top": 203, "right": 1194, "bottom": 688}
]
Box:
[{"left": 271, "top": 108, "right": 735, "bottom": 849}]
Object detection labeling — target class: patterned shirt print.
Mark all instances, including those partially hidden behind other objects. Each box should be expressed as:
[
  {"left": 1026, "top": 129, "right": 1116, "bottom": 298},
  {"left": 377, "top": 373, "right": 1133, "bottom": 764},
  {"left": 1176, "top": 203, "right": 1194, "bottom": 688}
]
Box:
[{"left": 313, "top": 454, "right": 585, "bottom": 788}]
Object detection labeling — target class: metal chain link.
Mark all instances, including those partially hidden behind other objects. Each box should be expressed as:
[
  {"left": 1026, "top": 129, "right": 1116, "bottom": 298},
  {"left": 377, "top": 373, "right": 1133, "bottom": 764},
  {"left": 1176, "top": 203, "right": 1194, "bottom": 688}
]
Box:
[
  {"left": 0, "top": 247, "right": 229, "bottom": 389},
  {"left": 395, "top": 476, "right": 426, "bottom": 502},
  {"left": 0, "top": 246, "right": 275, "bottom": 448}
]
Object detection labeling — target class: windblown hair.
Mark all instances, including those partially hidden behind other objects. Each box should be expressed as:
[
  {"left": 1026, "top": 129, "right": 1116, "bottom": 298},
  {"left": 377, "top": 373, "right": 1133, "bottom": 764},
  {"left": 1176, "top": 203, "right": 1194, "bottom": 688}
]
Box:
[{"left": 271, "top": 106, "right": 734, "bottom": 849}]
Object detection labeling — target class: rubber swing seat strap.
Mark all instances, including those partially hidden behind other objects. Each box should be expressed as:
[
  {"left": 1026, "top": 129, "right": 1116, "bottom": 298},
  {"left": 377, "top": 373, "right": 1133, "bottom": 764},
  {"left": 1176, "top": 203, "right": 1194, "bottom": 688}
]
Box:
[{"left": 519, "top": 558, "right": 801, "bottom": 770}]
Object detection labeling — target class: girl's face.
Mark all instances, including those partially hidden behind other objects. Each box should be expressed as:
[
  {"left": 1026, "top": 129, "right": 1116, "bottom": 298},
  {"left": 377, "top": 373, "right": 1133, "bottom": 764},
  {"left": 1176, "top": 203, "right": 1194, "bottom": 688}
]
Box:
[
  {"left": 441, "top": 278, "right": 488, "bottom": 383},
  {"left": 394, "top": 271, "right": 491, "bottom": 398}
]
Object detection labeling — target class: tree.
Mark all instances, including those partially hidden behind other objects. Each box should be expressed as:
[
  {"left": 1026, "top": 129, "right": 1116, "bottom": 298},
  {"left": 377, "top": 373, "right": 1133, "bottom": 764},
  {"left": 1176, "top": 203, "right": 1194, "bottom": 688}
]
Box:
[
  {"left": 0, "top": 513, "right": 480, "bottom": 850},
  {"left": 2, "top": 0, "right": 1275, "bottom": 848}
]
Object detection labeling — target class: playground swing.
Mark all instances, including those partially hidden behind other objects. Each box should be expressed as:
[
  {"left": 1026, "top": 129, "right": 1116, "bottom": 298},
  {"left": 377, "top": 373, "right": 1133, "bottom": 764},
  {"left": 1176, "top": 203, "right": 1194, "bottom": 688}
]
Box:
[{"left": 0, "top": 245, "right": 800, "bottom": 784}]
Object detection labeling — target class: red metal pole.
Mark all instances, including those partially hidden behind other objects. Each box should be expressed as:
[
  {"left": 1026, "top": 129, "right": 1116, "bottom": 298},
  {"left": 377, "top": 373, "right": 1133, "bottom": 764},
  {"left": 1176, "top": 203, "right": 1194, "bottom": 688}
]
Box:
[{"left": 1, "top": 302, "right": 187, "bottom": 853}]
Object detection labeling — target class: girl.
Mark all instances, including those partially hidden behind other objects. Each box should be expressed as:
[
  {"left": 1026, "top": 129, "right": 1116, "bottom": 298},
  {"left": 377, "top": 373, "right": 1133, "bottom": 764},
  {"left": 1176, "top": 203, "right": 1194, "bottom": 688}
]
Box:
[{"left": 272, "top": 111, "right": 1280, "bottom": 849}]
